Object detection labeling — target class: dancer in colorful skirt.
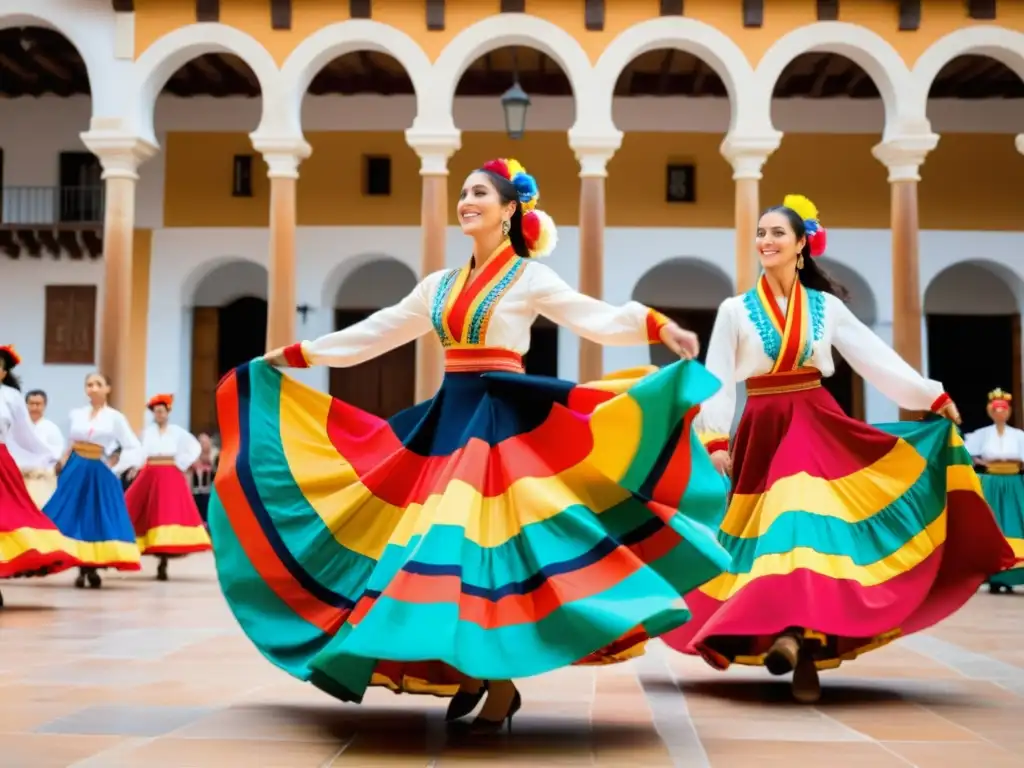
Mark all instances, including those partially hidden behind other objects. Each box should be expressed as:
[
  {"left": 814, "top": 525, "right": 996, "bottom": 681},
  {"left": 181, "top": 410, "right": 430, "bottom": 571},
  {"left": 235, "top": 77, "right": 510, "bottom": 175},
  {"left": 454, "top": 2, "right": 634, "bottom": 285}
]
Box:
[
  {"left": 661, "top": 195, "right": 1016, "bottom": 704},
  {"left": 12, "top": 389, "right": 65, "bottom": 508},
  {"left": 44, "top": 372, "right": 143, "bottom": 588},
  {"left": 964, "top": 388, "right": 1024, "bottom": 593},
  {"left": 0, "top": 346, "right": 81, "bottom": 607},
  {"left": 126, "top": 394, "right": 211, "bottom": 581},
  {"left": 209, "top": 158, "right": 732, "bottom": 733}
]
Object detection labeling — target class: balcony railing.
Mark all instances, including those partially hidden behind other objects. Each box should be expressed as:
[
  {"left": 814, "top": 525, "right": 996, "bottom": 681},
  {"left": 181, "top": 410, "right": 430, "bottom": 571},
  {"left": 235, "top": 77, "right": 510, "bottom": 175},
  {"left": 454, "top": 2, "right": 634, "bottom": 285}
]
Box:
[{"left": 1, "top": 186, "right": 106, "bottom": 226}]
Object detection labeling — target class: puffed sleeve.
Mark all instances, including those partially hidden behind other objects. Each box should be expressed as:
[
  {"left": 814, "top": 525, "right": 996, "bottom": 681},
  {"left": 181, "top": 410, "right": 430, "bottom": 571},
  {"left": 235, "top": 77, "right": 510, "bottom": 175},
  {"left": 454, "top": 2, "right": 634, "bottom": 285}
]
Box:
[
  {"left": 963, "top": 428, "right": 985, "bottom": 458},
  {"left": 4, "top": 388, "right": 58, "bottom": 467},
  {"left": 109, "top": 411, "right": 144, "bottom": 476},
  {"left": 285, "top": 275, "right": 438, "bottom": 368},
  {"left": 693, "top": 299, "right": 737, "bottom": 453},
  {"left": 172, "top": 425, "right": 202, "bottom": 472},
  {"left": 527, "top": 263, "right": 670, "bottom": 346},
  {"left": 831, "top": 296, "right": 948, "bottom": 413}
]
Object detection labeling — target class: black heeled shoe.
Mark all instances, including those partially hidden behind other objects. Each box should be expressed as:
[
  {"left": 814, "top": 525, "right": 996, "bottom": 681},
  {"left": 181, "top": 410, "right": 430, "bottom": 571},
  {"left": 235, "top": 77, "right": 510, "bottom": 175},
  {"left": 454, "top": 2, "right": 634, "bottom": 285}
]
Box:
[
  {"left": 87, "top": 569, "right": 102, "bottom": 589},
  {"left": 156, "top": 558, "right": 168, "bottom": 582},
  {"left": 74, "top": 570, "right": 87, "bottom": 589},
  {"left": 446, "top": 681, "right": 489, "bottom": 722},
  {"left": 470, "top": 689, "right": 521, "bottom": 734}
]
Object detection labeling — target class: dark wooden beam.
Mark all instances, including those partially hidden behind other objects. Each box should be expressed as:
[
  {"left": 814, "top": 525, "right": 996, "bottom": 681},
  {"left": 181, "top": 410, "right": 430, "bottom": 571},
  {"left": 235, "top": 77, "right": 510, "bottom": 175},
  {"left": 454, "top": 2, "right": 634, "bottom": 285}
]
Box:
[
  {"left": 967, "top": 0, "right": 996, "bottom": 20},
  {"left": 656, "top": 50, "right": 677, "bottom": 95},
  {"left": 426, "top": 0, "right": 445, "bottom": 30},
  {"left": 350, "top": 0, "right": 371, "bottom": 18},
  {"left": 195, "top": 0, "right": 219, "bottom": 23},
  {"left": 817, "top": 0, "right": 839, "bottom": 20},
  {"left": 742, "top": 0, "right": 764, "bottom": 28},
  {"left": 501, "top": 0, "right": 526, "bottom": 11},
  {"left": 584, "top": 0, "right": 605, "bottom": 31},
  {"left": 898, "top": 0, "right": 921, "bottom": 31},
  {"left": 112, "top": 1, "right": 134, "bottom": 11},
  {"left": 660, "top": 0, "right": 684, "bottom": 13},
  {"left": 809, "top": 56, "right": 833, "bottom": 98},
  {"left": 270, "top": 0, "right": 292, "bottom": 30}
]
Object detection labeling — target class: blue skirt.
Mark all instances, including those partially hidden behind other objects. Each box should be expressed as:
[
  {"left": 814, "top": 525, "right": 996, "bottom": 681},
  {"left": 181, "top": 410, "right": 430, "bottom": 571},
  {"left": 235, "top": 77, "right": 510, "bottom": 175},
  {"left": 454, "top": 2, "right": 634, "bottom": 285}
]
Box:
[{"left": 44, "top": 453, "right": 142, "bottom": 570}]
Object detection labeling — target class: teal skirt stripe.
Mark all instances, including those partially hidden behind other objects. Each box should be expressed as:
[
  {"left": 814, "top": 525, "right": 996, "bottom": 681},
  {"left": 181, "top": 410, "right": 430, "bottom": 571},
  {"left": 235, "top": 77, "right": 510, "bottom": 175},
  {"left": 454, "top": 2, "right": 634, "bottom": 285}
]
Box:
[{"left": 978, "top": 473, "right": 1024, "bottom": 587}]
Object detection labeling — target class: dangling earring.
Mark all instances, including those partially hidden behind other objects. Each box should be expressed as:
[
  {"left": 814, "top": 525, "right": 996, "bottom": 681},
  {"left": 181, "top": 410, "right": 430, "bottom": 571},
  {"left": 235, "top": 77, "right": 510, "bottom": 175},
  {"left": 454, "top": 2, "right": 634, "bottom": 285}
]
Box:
[
  {"left": 501, "top": 219, "right": 511, "bottom": 237},
  {"left": 797, "top": 254, "right": 805, "bottom": 270}
]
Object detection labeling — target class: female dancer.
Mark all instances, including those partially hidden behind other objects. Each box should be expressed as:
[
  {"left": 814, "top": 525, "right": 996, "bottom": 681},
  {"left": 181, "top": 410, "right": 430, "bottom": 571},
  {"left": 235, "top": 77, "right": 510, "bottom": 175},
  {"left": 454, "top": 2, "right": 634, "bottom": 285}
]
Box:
[
  {"left": 209, "top": 158, "right": 732, "bottom": 732},
  {"left": 0, "top": 345, "right": 80, "bottom": 606},
  {"left": 964, "top": 388, "right": 1024, "bottom": 593},
  {"left": 44, "top": 372, "right": 143, "bottom": 588},
  {"left": 662, "top": 195, "right": 1015, "bottom": 703},
  {"left": 126, "top": 394, "right": 211, "bottom": 581}
]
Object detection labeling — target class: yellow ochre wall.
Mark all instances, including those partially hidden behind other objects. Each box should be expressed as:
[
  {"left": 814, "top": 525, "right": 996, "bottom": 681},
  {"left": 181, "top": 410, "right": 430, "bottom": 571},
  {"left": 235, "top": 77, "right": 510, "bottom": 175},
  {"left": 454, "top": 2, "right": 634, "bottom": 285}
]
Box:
[
  {"left": 162, "top": 131, "right": 1024, "bottom": 231},
  {"left": 132, "top": 0, "right": 1024, "bottom": 67}
]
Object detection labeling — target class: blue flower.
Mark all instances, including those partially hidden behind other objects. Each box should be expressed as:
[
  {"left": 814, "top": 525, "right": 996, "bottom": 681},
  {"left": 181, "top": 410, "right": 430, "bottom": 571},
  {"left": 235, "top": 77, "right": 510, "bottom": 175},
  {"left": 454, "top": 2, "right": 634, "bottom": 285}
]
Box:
[
  {"left": 512, "top": 172, "right": 538, "bottom": 205},
  {"left": 804, "top": 219, "right": 820, "bottom": 235}
]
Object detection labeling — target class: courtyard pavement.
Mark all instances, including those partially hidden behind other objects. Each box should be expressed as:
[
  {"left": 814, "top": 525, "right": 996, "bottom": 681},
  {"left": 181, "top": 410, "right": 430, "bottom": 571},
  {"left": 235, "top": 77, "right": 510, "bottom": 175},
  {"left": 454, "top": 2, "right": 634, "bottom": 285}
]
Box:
[{"left": 1, "top": 554, "right": 1022, "bottom": 767}]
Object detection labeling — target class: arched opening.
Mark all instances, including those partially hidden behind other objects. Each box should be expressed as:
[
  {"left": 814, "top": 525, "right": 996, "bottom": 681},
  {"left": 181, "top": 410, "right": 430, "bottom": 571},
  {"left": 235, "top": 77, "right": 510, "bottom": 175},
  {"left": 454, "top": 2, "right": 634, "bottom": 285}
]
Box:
[
  {"left": 922, "top": 55, "right": 1024, "bottom": 230},
  {"left": 925, "top": 262, "right": 1023, "bottom": 433},
  {"left": 331, "top": 259, "right": 417, "bottom": 418},
  {"left": 189, "top": 260, "right": 268, "bottom": 433},
  {"left": 816, "top": 258, "right": 877, "bottom": 420},
  {"left": 631, "top": 258, "right": 732, "bottom": 367},
  {"left": 763, "top": 54, "right": 887, "bottom": 224}
]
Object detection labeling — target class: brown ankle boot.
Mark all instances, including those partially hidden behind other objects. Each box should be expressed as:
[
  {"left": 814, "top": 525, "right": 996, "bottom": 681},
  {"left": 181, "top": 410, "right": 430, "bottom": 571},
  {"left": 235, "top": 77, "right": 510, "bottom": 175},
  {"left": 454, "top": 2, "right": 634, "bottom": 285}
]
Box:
[
  {"left": 791, "top": 653, "right": 821, "bottom": 704},
  {"left": 765, "top": 634, "right": 800, "bottom": 676}
]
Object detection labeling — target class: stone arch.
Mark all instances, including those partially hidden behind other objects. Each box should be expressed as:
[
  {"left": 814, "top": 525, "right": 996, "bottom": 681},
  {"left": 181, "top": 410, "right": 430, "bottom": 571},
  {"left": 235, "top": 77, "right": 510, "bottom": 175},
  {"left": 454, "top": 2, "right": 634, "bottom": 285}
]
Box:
[
  {"left": 323, "top": 256, "right": 418, "bottom": 310},
  {"left": 753, "top": 22, "right": 922, "bottom": 140},
  {"left": 594, "top": 18, "right": 757, "bottom": 135},
  {"left": 631, "top": 257, "right": 733, "bottom": 308},
  {"left": 131, "top": 24, "right": 281, "bottom": 145},
  {"left": 912, "top": 26, "right": 1024, "bottom": 120},
  {"left": 924, "top": 259, "right": 1024, "bottom": 316},
  {"left": 280, "top": 21, "right": 433, "bottom": 137},
  {"left": 182, "top": 256, "right": 267, "bottom": 306},
  {"left": 430, "top": 14, "right": 596, "bottom": 134},
  {"left": 816, "top": 257, "right": 878, "bottom": 324}
]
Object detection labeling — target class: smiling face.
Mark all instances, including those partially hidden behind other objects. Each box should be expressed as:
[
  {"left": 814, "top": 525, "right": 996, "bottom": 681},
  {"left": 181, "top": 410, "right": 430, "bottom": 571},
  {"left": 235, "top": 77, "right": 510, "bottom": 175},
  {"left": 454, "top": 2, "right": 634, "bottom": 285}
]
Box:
[
  {"left": 26, "top": 393, "right": 46, "bottom": 421},
  {"left": 756, "top": 211, "right": 806, "bottom": 272},
  {"left": 152, "top": 404, "right": 170, "bottom": 425},
  {"left": 989, "top": 402, "right": 1012, "bottom": 426},
  {"left": 85, "top": 373, "right": 110, "bottom": 405},
  {"left": 457, "top": 171, "right": 516, "bottom": 238}
]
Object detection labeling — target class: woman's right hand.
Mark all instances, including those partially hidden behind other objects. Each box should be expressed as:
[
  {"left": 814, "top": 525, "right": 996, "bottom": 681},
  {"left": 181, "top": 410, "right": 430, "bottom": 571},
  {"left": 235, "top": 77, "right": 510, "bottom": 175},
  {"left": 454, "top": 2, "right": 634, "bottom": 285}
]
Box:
[
  {"left": 263, "top": 347, "right": 288, "bottom": 367},
  {"left": 709, "top": 450, "right": 732, "bottom": 476}
]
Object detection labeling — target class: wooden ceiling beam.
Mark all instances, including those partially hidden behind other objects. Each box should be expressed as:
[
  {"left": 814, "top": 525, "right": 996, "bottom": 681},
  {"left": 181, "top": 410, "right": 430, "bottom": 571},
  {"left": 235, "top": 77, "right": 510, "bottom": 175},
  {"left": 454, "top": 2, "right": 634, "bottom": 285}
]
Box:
[
  {"left": 656, "top": 49, "right": 677, "bottom": 95},
  {"left": 112, "top": 1, "right": 134, "bottom": 11},
  {"left": 898, "top": 0, "right": 921, "bottom": 31},
  {"left": 743, "top": 0, "right": 764, "bottom": 28},
  {"left": 967, "top": 0, "right": 996, "bottom": 20},
  {"left": 817, "top": 0, "right": 839, "bottom": 21},
  {"left": 693, "top": 60, "right": 710, "bottom": 95},
  {"left": 584, "top": 0, "right": 605, "bottom": 31},
  {"left": 270, "top": 0, "right": 292, "bottom": 30},
  {"left": 426, "top": 0, "right": 445, "bottom": 31},
  {"left": 350, "top": 0, "right": 371, "bottom": 18},
  {"left": 659, "top": 0, "right": 684, "bottom": 14},
  {"left": 195, "top": 0, "right": 219, "bottom": 23},
  {"left": 500, "top": 0, "right": 525, "bottom": 11},
  {"left": 809, "top": 56, "right": 834, "bottom": 98}
]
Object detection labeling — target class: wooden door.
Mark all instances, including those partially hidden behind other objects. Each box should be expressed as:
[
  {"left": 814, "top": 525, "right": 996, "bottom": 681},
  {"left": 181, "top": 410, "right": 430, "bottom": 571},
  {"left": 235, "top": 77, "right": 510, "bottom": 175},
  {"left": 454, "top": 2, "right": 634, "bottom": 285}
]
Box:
[
  {"left": 190, "top": 307, "right": 219, "bottom": 434},
  {"left": 329, "top": 309, "right": 415, "bottom": 419}
]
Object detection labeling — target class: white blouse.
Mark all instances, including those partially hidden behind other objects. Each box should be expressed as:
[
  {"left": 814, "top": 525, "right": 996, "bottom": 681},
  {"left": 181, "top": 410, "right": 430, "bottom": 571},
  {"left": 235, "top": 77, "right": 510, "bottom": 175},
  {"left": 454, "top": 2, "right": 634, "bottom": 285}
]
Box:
[
  {"left": 141, "top": 424, "right": 202, "bottom": 472},
  {"left": 964, "top": 425, "right": 1024, "bottom": 463},
  {"left": 1, "top": 385, "right": 58, "bottom": 469},
  {"left": 299, "top": 256, "right": 662, "bottom": 367},
  {"left": 696, "top": 288, "right": 945, "bottom": 439},
  {"left": 68, "top": 405, "right": 144, "bottom": 476}
]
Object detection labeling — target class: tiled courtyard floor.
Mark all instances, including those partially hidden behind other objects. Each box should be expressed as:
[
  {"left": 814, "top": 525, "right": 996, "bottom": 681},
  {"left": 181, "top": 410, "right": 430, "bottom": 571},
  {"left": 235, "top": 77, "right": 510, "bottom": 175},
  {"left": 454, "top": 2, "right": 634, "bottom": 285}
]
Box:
[{"left": 1, "top": 553, "right": 1022, "bottom": 767}]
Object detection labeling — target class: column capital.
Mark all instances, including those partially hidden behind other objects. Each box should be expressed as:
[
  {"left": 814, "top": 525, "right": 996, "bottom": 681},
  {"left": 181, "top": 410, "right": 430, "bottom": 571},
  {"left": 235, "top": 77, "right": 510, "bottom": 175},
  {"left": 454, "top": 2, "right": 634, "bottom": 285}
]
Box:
[
  {"left": 405, "top": 128, "right": 461, "bottom": 176},
  {"left": 250, "top": 134, "right": 312, "bottom": 179},
  {"left": 568, "top": 131, "right": 622, "bottom": 178},
  {"left": 80, "top": 130, "right": 158, "bottom": 181},
  {"left": 1016, "top": 133, "right": 1024, "bottom": 156},
  {"left": 719, "top": 133, "right": 782, "bottom": 181},
  {"left": 871, "top": 134, "right": 939, "bottom": 183}
]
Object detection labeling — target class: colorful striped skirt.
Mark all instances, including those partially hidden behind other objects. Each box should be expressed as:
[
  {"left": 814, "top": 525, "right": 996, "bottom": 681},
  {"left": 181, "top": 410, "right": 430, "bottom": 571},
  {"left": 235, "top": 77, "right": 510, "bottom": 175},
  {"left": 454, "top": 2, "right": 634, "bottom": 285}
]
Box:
[
  {"left": 43, "top": 444, "right": 141, "bottom": 570},
  {"left": 0, "top": 445, "right": 80, "bottom": 578},
  {"left": 209, "top": 354, "right": 731, "bottom": 703},
  {"left": 663, "top": 368, "right": 1017, "bottom": 671},
  {"left": 126, "top": 459, "right": 212, "bottom": 556},
  {"left": 976, "top": 463, "right": 1024, "bottom": 588}
]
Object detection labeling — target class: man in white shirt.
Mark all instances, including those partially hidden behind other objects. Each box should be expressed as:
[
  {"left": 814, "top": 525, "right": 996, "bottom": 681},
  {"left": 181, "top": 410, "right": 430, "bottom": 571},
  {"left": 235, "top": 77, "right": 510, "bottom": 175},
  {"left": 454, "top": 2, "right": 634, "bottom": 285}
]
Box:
[{"left": 17, "top": 389, "right": 65, "bottom": 507}]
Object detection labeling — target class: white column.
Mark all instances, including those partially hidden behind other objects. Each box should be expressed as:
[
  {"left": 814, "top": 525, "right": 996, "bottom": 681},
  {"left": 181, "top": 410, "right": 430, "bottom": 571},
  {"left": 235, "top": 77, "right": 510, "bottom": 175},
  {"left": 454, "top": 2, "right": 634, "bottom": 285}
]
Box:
[
  {"left": 719, "top": 133, "right": 782, "bottom": 295},
  {"left": 250, "top": 135, "right": 312, "bottom": 352},
  {"left": 405, "top": 129, "right": 461, "bottom": 401}
]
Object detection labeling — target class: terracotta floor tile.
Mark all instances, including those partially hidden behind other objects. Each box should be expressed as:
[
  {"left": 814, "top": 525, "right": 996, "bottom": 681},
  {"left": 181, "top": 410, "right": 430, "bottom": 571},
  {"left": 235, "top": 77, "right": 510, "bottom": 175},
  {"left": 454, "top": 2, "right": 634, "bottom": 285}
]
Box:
[
  {"left": 0, "top": 733, "right": 125, "bottom": 768},
  {"left": 881, "top": 740, "right": 1018, "bottom": 767},
  {"left": 701, "top": 739, "right": 908, "bottom": 767},
  {"left": 104, "top": 737, "right": 344, "bottom": 767}
]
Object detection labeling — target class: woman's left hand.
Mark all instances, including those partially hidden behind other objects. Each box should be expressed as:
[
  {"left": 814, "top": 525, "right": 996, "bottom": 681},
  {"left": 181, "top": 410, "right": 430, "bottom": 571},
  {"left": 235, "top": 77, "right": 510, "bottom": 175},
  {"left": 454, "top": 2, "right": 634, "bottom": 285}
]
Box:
[
  {"left": 939, "top": 399, "right": 962, "bottom": 425},
  {"left": 263, "top": 347, "right": 289, "bottom": 367},
  {"left": 659, "top": 322, "right": 700, "bottom": 360},
  {"left": 125, "top": 467, "right": 139, "bottom": 481}
]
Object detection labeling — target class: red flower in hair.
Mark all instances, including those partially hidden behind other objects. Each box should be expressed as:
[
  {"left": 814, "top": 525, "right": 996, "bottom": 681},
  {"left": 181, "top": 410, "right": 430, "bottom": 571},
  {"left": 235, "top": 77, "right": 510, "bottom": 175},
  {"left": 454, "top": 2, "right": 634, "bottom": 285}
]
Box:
[
  {"left": 482, "top": 159, "right": 510, "bottom": 180},
  {"left": 520, "top": 211, "right": 542, "bottom": 246},
  {"left": 0, "top": 345, "right": 21, "bottom": 368},
  {"left": 808, "top": 228, "right": 827, "bottom": 258}
]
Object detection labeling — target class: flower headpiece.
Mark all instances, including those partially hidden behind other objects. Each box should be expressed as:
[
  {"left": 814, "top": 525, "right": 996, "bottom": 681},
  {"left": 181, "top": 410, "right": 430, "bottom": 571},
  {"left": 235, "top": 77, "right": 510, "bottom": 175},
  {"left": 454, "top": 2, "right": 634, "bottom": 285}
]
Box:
[
  {"left": 783, "top": 194, "right": 827, "bottom": 258},
  {"left": 147, "top": 393, "right": 174, "bottom": 410},
  {"left": 0, "top": 344, "right": 21, "bottom": 368},
  {"left": 481, "top": 158, "right": 558, "bottom": 258},
  {"left": 988, "top": 388, "right": 1012, "bottom": 410}
]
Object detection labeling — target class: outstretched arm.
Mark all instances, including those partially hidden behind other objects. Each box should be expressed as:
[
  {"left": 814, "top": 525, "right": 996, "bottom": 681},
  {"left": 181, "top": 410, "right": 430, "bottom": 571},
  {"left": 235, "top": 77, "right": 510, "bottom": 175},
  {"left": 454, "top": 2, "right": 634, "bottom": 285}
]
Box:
[
  {"left": 831, "top": 297, "right": 952, "bottom": 415},
  {"left": 693, "top": 300, "right": 738, "bottom": 454},
  {"left": 528, "top": 263, "right": 671, "bottom": 346},
  {"left": 271, "top": 278, "right": 436, "bottom": 368}
]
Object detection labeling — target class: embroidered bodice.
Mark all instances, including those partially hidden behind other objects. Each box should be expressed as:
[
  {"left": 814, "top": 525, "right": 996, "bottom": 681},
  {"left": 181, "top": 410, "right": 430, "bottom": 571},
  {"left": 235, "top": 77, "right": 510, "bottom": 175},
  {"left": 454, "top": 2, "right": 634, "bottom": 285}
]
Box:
[
  {"left": 1, "top": 384, "right": 58, "bottom": 468},
  {"left": 964, "top": 424, "right": 1024, "bottom": 463},
  {"left": 299, "top": 244, "right": 665, "bottom": 367},
  {"left": 68, "top": 405, "right": 144, "bottom": 476},
  {"left": 141, "top": 424, "right": 202, "bottom": 471},
  {"left": 696, "top": 275, "right": 945, "bottom": 441}
]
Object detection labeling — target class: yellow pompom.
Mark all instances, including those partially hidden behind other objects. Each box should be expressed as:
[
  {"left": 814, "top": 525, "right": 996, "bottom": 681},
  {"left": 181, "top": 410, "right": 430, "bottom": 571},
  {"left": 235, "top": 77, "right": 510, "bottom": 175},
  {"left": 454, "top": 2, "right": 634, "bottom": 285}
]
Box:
[
  {"left": 783, "top": 194, "right": 819, "bottom": 223},
  {"left": 506, "top": 158, "right": 527, "bottom": 179}
]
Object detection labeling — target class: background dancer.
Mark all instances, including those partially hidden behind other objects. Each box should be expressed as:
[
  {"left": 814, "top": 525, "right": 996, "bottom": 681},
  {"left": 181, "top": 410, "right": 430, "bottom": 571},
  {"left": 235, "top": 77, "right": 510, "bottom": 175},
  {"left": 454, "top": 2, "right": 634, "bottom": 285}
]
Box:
[{"left": 14, "top": 389, "right": 65, "bottom": 508}]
